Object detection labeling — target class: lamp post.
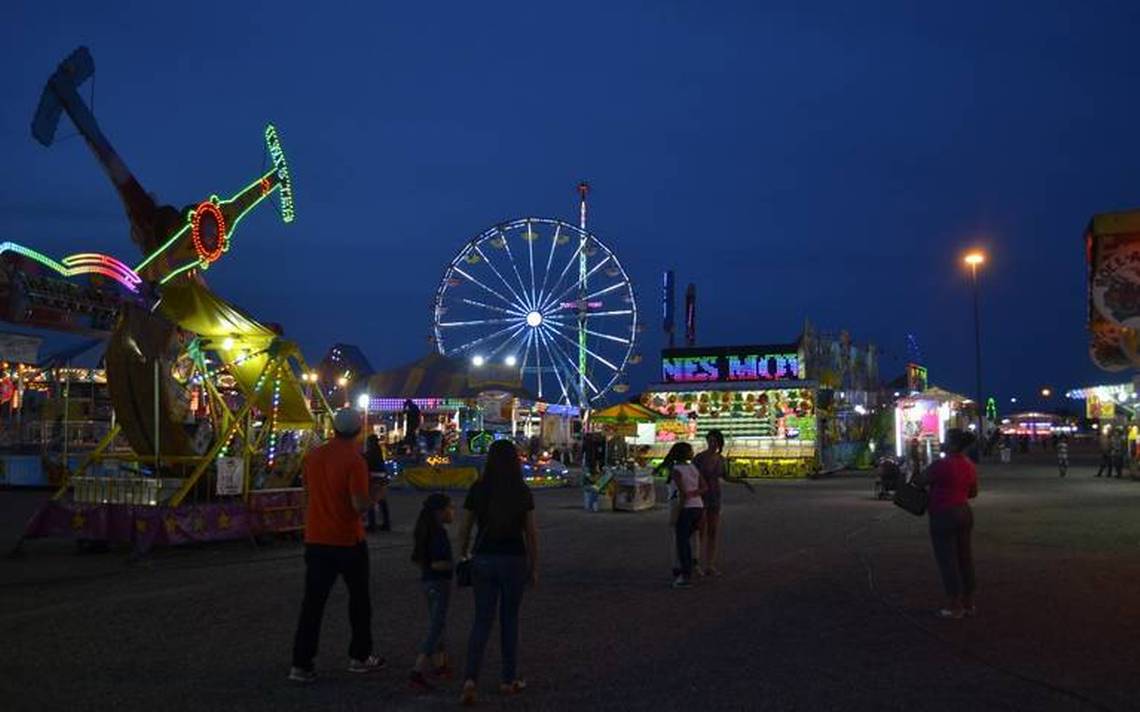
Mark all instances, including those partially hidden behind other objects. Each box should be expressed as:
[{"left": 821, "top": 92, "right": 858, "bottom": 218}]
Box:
[
  {"left": 337, "top": 375, "right": 349, "bottom": 408},
  {"left": 964, "top": 250, "right": 986, "bottom": 456}
]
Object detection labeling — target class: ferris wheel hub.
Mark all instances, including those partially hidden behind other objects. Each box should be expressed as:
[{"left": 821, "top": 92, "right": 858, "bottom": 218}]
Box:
[{"left": 526, "top": 311, "right": 544, "bottom": 327}]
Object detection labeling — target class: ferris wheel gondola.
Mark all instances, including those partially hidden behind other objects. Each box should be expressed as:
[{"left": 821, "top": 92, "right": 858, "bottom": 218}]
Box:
[{"left": 433, "top": 218, "right": 637, "bottom": 408}]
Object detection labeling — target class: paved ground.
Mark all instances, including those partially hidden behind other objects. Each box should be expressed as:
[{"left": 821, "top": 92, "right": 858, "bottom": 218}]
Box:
[{"left": 1, "top": 453, "right": 1138, "bottom": 711}]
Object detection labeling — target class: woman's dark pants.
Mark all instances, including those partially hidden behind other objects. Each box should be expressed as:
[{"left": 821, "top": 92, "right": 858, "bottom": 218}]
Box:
[
  {"left": 928, "top": 505, "right": 975, "bottom": 599},
  {"left": 464, "top": 554, "right": 527, "bottom": 683}
]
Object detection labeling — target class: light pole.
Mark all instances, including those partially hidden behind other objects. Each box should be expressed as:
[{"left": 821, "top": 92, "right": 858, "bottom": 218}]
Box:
[
  {"left": 964, "top": 250, "right": 986, "bottom": 455},
  {"left": 337, "top": 375, "right": 349, "bottom": 408}
]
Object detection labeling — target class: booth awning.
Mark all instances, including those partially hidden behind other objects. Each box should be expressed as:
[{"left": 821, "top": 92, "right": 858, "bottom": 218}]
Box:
[{"left": 591, "top": 401, "right": 659, "bottom": 422}]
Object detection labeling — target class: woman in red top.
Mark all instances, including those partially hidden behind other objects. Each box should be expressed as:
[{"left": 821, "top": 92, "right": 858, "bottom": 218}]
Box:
[{"left": 918, "top": 428, "right": 979, "bottom": 619}]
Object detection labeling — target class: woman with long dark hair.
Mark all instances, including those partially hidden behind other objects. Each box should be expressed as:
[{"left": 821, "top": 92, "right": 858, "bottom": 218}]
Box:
[
  {"left": 457, "top": 440, "right": 539, "bottom": 705},
  {"left": 916, "top": 428, "right": 979, "bottom": 618},
  {"left": 656, "top": 441, "right": 705, "bottom": 588}
]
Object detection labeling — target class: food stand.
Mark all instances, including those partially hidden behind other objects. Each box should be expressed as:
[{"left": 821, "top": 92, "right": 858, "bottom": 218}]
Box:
[{"left": 640, "top": 344, "right": 820, "bottom": 478}]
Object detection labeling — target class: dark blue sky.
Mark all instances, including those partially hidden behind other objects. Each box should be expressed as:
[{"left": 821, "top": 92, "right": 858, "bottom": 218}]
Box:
[{"left": 4, "top": 1, "right": 1140, "bottom": 407}]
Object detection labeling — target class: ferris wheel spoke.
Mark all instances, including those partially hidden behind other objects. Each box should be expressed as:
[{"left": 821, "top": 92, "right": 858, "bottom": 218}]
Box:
[
  {"left": 525, "top": 222, "right": 537, "bottom": 309},
  {"left": 543, "top": 320, "right": 621, "bottom": 372},
  {"left": 543, "top": 318, "right": 630, "bottom": 346},
  {"left": 583, "top": 281, "right": 626, "bottom": 302},
  {"left": 494, "top": 229, "right": 534, "bottom": 312},
  {"left": 582, "top": 309, "right": 634, "bottom": 318},
  {"left": 438, "top": 317, "right": 521, "bottom": 327},
  {"left": 447, "top": 321, "right": 526, "bottom": 355},
  {"left": 539, "top": 240, "right": 586, "bottom": 314},
  {"left": 474, "top": 245, "right": 531, "bottom": 313},
  {"left": 535, "top": 223, "right": 560, "bottom": 308},
  {"left": 534, "top": 323, "right": 544, "bottom": 399},
  {"left": 486, "top": 323, "right": 529, "bottom": 359},
  {"left": 518, "top": 329, "right": 536, "bottom": 373},
  {"left": 461, "top": 298, "right": 527, "bottom": 317},
  {"left": 542, "top": 325, "right": 600, "bottom": 395},
  {"left": 541, "top": 255, "right": 613, "bottom": 313},
  {"left": 452, "top": 266, "right": 522, "bottom": 311},
  {"left": 536, "top": 327, "right": 572, "bottom": 404}
]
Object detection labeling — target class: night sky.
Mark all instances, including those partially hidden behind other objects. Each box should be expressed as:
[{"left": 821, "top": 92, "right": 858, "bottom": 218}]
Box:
[{"left": 4, "top": 1, "right": 1140, "bottom": 409}]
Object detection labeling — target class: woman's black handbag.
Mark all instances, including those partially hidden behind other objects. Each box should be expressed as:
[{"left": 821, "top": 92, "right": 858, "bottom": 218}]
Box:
[
  {"left": 455, "top": 559, "right": 473, "bottom": 588},
  {"left": 893, "top": 481, "right": 928, "bottom": 516}
]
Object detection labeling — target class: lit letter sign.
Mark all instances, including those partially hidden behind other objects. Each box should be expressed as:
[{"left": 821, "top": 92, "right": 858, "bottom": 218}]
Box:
[{"left": 661, "top": 346, "right": 803, "bottom": 384}]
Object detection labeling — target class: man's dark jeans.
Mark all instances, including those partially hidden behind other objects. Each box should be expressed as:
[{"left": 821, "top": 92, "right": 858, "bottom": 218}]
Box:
[
  {"left": 928, "top": 505, "right": 975, "bottom": 599},
  {"left": 464, "top": 554, "right": 527, "bottom": 683},
  {"left": 292, "top": 541, "right": 372, "bottom": 669}
]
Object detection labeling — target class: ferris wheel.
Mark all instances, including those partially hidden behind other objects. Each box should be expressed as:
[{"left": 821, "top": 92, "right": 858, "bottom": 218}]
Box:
[{"left": 433, "top": 216, "right": 638, "bottom": 408}]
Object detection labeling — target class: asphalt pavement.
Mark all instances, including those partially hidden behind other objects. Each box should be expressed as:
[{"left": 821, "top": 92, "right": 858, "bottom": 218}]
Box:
[{"left": 1, "top": 452, "right": 1138, "bottom": 711}]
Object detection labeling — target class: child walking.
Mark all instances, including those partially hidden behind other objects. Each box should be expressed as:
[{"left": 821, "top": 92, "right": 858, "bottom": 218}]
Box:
[
  {"left": 409, "top": 493, "right": 455, "bottom": 691},
  {"left": 655, "top": 442, "right": 705, "bottom": 588}
]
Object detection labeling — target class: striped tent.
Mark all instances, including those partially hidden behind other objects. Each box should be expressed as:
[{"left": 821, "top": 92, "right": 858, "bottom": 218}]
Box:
[{"left": 367, "top": 352, "right": 534, "bottom": 400}]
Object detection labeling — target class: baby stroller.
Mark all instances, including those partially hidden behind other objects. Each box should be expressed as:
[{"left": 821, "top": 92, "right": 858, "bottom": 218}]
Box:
[{"left": 873, "top": 456, "right": 903, "bottom": 500}]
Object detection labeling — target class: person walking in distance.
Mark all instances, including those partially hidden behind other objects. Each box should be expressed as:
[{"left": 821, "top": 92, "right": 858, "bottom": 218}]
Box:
[
  {"left": 1056, "top": 435, "right": 1070, "bottom": 478},
  {"left": 289, "top": 408, "right": 385, "bottom": 683},
  {"left": 457, "top": 440, "right": 539, "bottom": 705},
  {"left": 409, "top": 493, "right": 456, "bottom": 691},
  {"left": 694, "top": 430, "right": 728, "bottom": 576},
  {"left": 364, "top": 434, "right": 391, "bottom": 532},
  {"left": 915, "top": 429, "right": 978, "bottom": 619},
  {"left": 656, "top": 442, "right": 705, "bottom": 589},
  {"left": 403, "top": 399, "right": 422, "bottom": 453},
  {"left": 1112, "top": 426, "right": 1126, "bottom": 478},
  {"left": 1095, "top": 427, "right": 1112, "bottom": 477}
]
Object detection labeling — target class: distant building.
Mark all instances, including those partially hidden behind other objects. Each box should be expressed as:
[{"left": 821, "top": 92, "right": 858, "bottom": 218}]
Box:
[{"left": 317, "top": 343, "right": 376, "bottom": 403}]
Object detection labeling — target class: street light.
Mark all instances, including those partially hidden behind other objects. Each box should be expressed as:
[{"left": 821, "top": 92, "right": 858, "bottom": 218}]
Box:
[
  {"left": 1041, "top": 387, "right": 1052, "bottom": 398},
  {"left": 963, "top": 249, "right": 986, "bottom": 456}
]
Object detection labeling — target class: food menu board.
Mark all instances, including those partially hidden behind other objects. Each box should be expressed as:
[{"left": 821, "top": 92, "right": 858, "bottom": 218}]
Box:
[{"left": 640, "top": 388, "right": 816, "bottom": 443}]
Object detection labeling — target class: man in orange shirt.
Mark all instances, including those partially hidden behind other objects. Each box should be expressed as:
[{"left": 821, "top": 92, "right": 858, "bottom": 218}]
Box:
[{"left": 289, "top": 408, "right": 385, "bottom": 683}]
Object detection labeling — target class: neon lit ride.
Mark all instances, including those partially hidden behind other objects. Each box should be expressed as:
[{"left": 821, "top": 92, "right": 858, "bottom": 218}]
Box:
[{"left": 14, "top": 47, "right": 321, "bottom": 555}]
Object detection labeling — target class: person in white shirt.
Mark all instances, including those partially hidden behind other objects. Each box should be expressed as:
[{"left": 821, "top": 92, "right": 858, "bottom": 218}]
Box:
[{"left": 655, "top": 442, "right": 705, "bottom": 588}]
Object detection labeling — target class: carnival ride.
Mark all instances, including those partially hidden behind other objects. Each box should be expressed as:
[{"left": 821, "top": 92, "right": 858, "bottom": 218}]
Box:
[
  {"left": 13, "top": 47, "right": 325, "bottom": 553},
  {"left": 432, "top": 186, "right": 640, "bottom": 409}
]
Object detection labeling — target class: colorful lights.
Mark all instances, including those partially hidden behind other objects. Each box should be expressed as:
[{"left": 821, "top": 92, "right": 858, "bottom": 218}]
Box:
[
  {"left": 266, "top": 363, "right": 283, "bottom": 469},
  {"left": 191, "top": 199, "right": 229, "bottom": 264},
  {"left": 264, "top": 124, "right": 295, "bottom": 223},
  {"left": 0, "top": 242, "right": 142, "bottom": 292},
  {"left": 661, "top": 348, "right": 802, "bottom": 384}
]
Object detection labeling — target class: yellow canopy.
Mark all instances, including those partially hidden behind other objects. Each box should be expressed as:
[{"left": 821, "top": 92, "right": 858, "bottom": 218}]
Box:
[
  {"left": 592, "top": 401, "right": 658, "bottom": 422},
  {"left": 159, "top": 281, "right": 315, "bottom": 427}
]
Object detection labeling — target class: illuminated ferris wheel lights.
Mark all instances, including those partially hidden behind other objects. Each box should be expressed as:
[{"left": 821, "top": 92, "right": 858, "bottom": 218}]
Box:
[{"left": 434, "top": 218, "right": 638, "bottom": 406}]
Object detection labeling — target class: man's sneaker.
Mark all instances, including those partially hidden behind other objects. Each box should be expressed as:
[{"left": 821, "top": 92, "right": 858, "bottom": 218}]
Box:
[
  {"left": 672, "top": 576, "right": 691, "bottom": 589},
  {"left": 288, "top": 667, "right": 317, "bottom": 684},
  {"left": 348, "top": 655, "right": 387, "bottom": 673}
]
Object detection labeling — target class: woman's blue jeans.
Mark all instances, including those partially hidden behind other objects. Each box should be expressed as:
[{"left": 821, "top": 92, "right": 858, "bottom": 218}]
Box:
[{"left": 464, "top": 554, "right": 527, "bottom": 683}]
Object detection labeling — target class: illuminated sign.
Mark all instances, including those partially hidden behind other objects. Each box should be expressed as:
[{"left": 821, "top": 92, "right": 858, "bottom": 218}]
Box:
[
  {"left": 906, "top": 363, "right": 928, "bottom": 392},
  {"left": 661, "top": 346, "right": 803, "bottom": 383}
]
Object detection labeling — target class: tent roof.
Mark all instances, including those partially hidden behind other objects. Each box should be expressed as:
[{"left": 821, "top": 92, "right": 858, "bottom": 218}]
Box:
[
  {"left": 367, "top": 352, "right": 534, "bottom": 400},
  {"left": 591, "top": 401, "right": 659, "bottom": 422}
]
